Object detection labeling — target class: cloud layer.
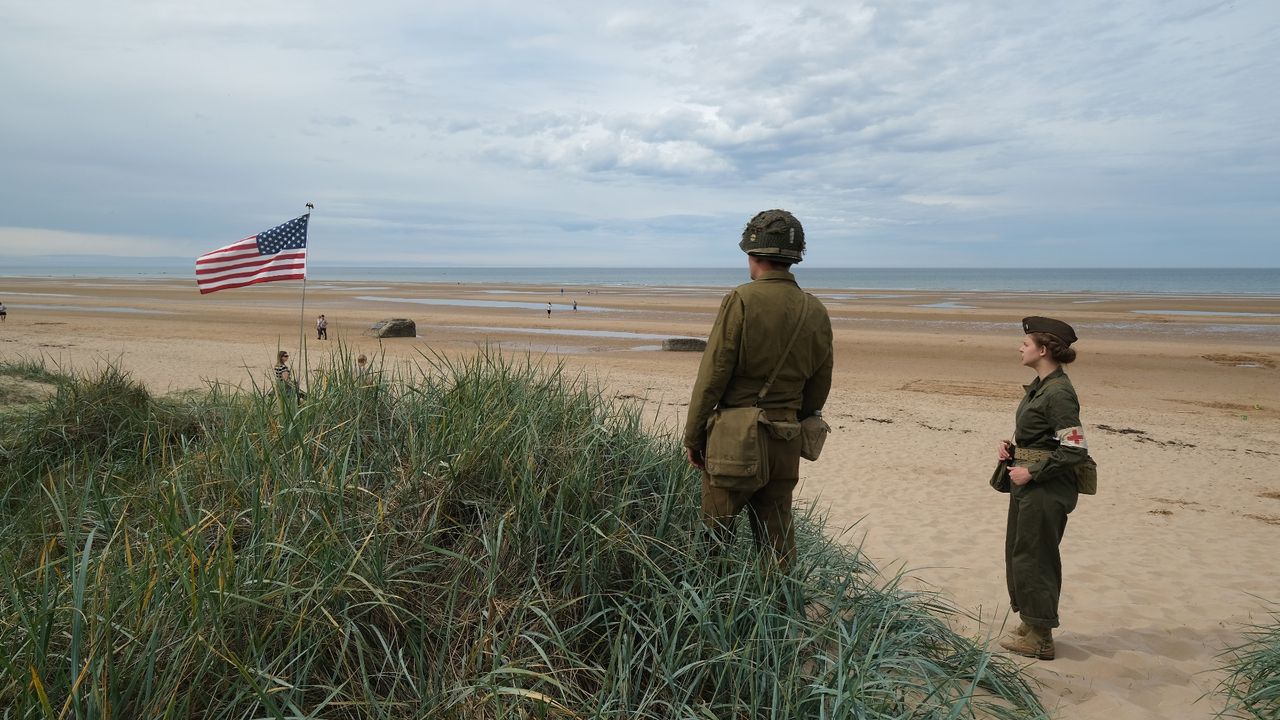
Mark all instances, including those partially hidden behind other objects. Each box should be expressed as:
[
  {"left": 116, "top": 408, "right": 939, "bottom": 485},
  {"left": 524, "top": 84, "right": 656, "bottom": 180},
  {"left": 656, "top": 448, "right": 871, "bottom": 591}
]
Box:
[{"left": 1, "top": 0, "right": 1276, "bottom": 267}]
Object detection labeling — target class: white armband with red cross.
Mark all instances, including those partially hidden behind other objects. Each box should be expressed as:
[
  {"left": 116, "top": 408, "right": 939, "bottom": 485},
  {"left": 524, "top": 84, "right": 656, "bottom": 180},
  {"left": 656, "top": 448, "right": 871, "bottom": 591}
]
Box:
[{"left": 1056, "top": 426, "right": 1087, "bottom": 449}]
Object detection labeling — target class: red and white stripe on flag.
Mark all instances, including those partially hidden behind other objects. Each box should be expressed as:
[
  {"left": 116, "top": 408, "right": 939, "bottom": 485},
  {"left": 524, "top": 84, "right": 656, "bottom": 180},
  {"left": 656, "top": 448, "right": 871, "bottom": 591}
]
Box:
[{"left": 195, "top": 236, "right": 306, "bottom": 294}]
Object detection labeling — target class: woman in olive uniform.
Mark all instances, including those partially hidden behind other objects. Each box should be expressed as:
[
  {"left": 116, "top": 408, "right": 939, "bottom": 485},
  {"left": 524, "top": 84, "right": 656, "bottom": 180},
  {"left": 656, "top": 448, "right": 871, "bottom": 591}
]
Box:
[{"left": 996, "top": 316, "right": 1088, "bottom": 660}]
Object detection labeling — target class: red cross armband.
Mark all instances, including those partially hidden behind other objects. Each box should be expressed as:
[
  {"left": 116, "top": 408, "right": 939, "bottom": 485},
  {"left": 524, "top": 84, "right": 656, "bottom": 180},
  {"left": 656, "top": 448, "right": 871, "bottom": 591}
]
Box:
[{"left": 1056, "top": 426, "right": 1088, "bottom": 449}]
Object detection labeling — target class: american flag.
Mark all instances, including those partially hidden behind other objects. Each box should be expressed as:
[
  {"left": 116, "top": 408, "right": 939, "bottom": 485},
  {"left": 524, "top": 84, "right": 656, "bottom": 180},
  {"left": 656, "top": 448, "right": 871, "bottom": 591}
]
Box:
[{"left": 195, "top": 215, "right": 309, "bottom": 294}]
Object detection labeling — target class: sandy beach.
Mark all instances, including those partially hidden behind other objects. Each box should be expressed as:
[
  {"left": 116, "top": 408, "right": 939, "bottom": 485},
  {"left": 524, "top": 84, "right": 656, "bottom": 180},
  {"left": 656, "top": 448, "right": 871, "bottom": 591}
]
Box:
[{"left": 2, "top": 274, "right": 1278, "bottom": 719}]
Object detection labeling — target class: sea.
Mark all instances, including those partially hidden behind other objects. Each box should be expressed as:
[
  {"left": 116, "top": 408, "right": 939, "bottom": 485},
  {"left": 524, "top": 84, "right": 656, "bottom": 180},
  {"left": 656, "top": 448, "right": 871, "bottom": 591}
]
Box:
[{"left": 2, "top": 264, "right": 1278, "bottom": 296}]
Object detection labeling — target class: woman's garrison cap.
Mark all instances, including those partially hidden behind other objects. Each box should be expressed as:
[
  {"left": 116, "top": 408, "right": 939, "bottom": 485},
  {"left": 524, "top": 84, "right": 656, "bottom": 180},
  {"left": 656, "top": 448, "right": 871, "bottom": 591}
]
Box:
[{"left": 1022, "top": 316, "right": 1077, "bottom": 345}]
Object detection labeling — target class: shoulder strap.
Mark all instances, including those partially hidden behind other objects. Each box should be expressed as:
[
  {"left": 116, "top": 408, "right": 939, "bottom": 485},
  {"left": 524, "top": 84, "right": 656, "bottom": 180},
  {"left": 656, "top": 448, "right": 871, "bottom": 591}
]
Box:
[{"left": 754, "top": 295, "right": 812, "bottom": 406}]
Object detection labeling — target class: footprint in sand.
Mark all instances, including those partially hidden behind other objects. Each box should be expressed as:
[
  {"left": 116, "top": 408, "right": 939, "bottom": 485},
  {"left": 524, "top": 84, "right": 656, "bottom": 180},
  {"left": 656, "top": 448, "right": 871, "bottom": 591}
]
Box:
[
  {"left": 1202, "top": 353, "right": 1276, "bottom": 369},
  {"left": 1244, "top": 513, "right": 1280, "bottom": 526}
]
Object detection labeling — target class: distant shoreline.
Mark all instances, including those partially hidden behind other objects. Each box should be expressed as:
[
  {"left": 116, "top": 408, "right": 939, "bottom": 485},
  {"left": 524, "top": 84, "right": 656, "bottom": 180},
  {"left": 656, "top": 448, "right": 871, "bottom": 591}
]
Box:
[
  {"left": 2, "top": 277, "right": 1277, "bottom": 343},
  {"left": 3, "top": 266, "right": 1279, "bottom": 296}
]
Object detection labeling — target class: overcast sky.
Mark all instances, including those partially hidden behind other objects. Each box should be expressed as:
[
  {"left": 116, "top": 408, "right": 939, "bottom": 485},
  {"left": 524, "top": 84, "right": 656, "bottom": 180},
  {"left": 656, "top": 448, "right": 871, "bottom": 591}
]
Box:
[{"left": 1, "top": 1, "right": 1276, "bottom": 268}]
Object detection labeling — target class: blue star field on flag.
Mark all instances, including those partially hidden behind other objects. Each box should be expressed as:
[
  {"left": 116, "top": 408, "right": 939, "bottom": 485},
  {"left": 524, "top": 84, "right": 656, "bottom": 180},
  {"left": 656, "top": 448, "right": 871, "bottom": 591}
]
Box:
[{"left": 256, "top": 215, "right": 309, "bottom": 255}]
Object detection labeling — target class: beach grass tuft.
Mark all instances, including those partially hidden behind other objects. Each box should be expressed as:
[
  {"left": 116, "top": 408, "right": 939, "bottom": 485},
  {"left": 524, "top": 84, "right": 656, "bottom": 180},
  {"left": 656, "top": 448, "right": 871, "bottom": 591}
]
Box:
[
  {"left": 0, "top": 357, "right": 66, "bottom": 409},
  {"left": 0, "top": 350, "right": 1047, "bottom": 718},
  {"left": 0, "top": 357, "right": 68, "bottom": 387},
  {"left": 1217, "top": 604, "right": 1280, "bottom": 719}
]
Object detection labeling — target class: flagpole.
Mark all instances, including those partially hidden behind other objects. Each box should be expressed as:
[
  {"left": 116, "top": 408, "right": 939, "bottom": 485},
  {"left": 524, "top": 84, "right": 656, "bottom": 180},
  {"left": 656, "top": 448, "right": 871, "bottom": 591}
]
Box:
[{"left": 298, "top": 203, "right": 314, "bottom": 394}]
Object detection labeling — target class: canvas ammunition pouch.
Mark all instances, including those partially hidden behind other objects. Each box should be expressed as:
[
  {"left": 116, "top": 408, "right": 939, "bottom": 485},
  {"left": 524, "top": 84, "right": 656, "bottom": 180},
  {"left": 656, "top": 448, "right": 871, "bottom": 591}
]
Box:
[
  {"left": 1074, "top": 456, "right": 1098, "bottom": 495},
  {"left": 800, "top": 415, "right": 830, "bottom": 461},
  {"left": 762, "top": 407, "right": 799, "bottom": 432}
]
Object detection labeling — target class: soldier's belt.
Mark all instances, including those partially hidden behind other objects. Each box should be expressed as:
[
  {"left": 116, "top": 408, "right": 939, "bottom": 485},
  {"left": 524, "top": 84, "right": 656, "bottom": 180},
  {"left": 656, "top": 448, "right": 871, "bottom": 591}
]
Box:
[{"left": 1013, "top": 447, "right": 1053, "bottom": 464}]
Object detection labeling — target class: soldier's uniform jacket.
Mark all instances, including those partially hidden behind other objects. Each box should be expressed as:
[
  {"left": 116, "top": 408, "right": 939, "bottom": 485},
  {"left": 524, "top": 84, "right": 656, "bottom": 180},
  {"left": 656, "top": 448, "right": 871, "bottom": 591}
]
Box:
[
  {"left": 1015, "top": 367, "right": 1088, "bottom": 481},
  {"left": 682, "top": 270, "right": 833, "bottom": 451}
]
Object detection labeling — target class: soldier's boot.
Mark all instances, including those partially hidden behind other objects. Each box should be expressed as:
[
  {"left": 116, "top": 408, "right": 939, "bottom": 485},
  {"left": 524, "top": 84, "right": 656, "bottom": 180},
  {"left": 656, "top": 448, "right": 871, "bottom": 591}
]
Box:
[
  {"left": 999, "top": 621, "right": 1031, "bottom": 646},
  {"left": 999, "top": 624, "right": 1055, "bottom": 660}
]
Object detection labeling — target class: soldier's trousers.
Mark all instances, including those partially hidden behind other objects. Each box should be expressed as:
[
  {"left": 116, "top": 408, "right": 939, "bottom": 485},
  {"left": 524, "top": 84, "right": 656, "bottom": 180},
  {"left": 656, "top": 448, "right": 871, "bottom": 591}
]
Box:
[
  {"left": 701, "top": 430, "right": 802, "bottom": 569},
  {"left": 1005, "top": 470, "right": 1078, "bottom": 628}
]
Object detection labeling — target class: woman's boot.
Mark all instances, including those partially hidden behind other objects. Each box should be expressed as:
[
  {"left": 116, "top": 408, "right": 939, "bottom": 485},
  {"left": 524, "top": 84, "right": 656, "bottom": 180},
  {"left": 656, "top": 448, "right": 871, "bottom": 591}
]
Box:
[{"left": 999, "top": 624, "right": 1055, "bottom": 660}]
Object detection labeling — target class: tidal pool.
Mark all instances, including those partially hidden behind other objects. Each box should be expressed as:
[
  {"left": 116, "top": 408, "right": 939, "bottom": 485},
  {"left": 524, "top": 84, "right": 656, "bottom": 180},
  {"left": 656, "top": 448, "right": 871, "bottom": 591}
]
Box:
[
  {"left": 1130, "top": 310, "right": 1280, "bottom": 318},
  {"left": 915, "top": 301, "right": 978, "bottom": 309},
  {"left": 19, "top": 303, "right": 173, "bottom": 315},
  {"left": 357, "top": 296, "right": 612, "bottom": 312},
  {"left": 458, "top": 326, "right": 702, "bottom": 341}
]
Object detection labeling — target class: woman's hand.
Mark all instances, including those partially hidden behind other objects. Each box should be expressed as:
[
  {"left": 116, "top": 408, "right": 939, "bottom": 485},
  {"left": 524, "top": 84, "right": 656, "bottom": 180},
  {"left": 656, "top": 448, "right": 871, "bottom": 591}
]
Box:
[
  {"left": 997, "top": 440, "right": 1012, "bottom": 461},
  {"left": 1009, "top": 466, "right": 1032, "bottom": 486}
]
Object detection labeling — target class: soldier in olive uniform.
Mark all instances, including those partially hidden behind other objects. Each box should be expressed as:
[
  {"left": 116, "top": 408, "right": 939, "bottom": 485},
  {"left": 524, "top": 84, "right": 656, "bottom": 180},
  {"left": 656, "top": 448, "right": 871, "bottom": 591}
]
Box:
[
  {"left": 683, "top": 210, "right": 834, "bottom": 569},
  {"left": 995, "top": 316, "right": 1087, "bottom": 660}
]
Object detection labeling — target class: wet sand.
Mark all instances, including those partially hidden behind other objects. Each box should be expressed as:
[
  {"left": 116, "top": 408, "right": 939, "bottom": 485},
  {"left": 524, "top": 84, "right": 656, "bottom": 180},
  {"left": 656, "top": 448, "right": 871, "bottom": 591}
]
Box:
[{"left": 2, "top": 275, "right": 1279, "bottom": 719}]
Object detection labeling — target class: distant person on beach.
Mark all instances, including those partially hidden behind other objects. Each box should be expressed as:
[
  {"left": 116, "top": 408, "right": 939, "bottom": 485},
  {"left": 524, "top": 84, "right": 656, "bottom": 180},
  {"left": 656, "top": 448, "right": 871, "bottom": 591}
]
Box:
[
  {"left": 546, "top": 302, "right": 552, "bottom": 318},
  {"left": 274, "top": 350, "right": 291, "bottom": 382},
  {"left": 683, "top": 209, "right": 833, "bottom": 571},
  {"left": 993, "top": 316, "right": 1089, "bottom": 661},
  {"left": 0, "top": 301, "right": 6, "bottom": 322},
  {"left": 316, "top": 314, "right": 328, "bottom": 340},
  {"left": 572, "top": 300, "right": 578, "bottom": 311},
  {"left": 274, "top": 350, "right": 305, "bottom": 399}
]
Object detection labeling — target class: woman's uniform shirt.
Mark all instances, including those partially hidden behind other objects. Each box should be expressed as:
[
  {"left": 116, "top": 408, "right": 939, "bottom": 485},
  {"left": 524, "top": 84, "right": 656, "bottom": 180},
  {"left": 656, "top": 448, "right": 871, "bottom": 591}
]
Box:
[{"left": 1015, "top": 366, "right": 1088, "bottom": 482}]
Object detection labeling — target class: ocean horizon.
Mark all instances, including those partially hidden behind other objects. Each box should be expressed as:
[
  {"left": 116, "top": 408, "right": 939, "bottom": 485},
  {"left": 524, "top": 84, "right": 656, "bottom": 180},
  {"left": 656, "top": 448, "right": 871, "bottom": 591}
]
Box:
[{"left": 2, "top": 264, "right": 1278, "bottom": 296}]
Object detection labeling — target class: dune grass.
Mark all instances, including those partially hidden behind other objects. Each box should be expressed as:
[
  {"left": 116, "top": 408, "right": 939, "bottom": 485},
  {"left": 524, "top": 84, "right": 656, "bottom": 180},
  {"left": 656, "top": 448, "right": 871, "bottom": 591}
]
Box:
[
  {"left": 1218, "top": 605, "right": 1280, "bottom": 719},
  {"left": 0, "top": 350, "right": 1047, "bottom": 719},
  {"left": 0, "top": 358, "right": 65, "bottom": 408},
  {"left": 0, "top": 357, "right": 67, "bottom": 387}
]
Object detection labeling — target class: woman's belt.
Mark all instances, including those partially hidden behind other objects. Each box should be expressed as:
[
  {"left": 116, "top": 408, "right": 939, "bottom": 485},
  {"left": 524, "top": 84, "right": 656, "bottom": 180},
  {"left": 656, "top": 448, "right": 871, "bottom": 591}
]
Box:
[{"left": 1013, "top": 447, "right": 1053, "bottom": 464}]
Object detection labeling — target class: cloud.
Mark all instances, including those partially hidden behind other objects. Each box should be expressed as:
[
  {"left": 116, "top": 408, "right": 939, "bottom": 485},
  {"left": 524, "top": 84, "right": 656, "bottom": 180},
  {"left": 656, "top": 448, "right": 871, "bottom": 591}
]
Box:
[
  {"left": 0, "top": 227, "right": 183, "bottom": 257},
  {"left": 0, "top": 0, "right": 1276, "bottom": 267}
]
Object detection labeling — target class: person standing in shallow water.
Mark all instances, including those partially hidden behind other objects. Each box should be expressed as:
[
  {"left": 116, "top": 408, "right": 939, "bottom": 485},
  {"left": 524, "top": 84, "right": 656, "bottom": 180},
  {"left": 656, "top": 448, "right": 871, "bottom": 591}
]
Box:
[{"left": 996, "top": 316, "right": 1087, "bottom": 661}]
